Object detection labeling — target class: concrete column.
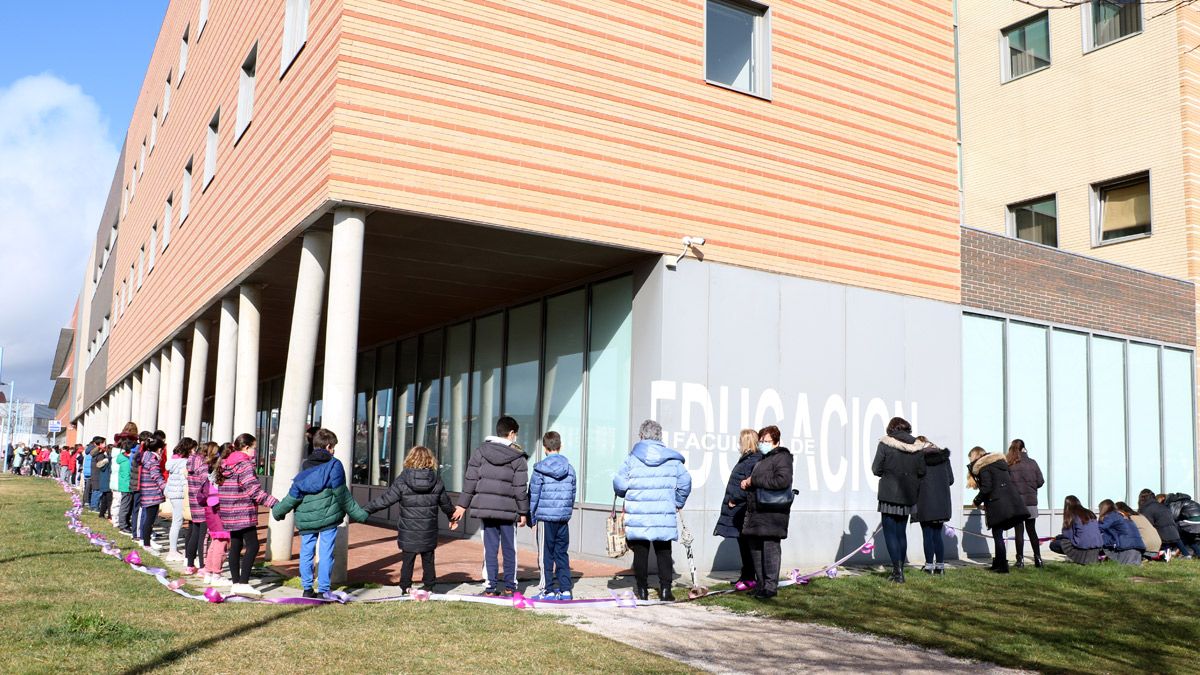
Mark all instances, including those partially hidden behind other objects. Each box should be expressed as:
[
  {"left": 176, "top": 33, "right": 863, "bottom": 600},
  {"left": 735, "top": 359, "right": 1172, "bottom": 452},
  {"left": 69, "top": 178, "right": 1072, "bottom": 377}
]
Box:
[
  {"left": 268, "top": 230, "right": 332, "bottom": 562},
  {"left": 212, "top": 296, "right": 239, "bottom": 443},
  {"left": 142, "top": 355, "right": 161, "bottom": 432},
  {"left": 138, "top": 363, "right": 152, "bottom": 429},
  {"left": 100, "top": 394, "right": 111, "bottom": 439},
  {"left": 233, "top": 284, "right": 262, "bottom": 437},
  {"left": 156, "top": 347, "right": 172, "bottom": 433},
  {"left": 323, "top": 208, "right": 365, "bottom": 582},
  {"left": 131, "top": 369, "right": 143, "bottom": 430},
  {"left": 162, "top": 338, "right": 187, "bottom": 446},
  {"left": 184, "top": 320, "right": 212, "bottom": 440},
  {"left": 117, "top": 379, "right": 132, "bottom": 430}
]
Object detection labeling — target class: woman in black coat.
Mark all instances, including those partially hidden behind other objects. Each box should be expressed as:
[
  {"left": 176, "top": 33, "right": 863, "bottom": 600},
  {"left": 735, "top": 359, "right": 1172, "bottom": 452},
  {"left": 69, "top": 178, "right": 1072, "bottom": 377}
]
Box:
[
  {"left": 968, "top": 446, "right": 1029, "bottom": 573},
  {"left": 364, "top": 446, "right": 457, "bottom": 593},
  {"left": 713, "top": 429, "right": 762, "bottom": 588},
  {"left": 1005, "top": 439, "right": 1045, "bottom": 568},
  {"left": 872, "top": 417, "right": 927, "bottom": 583},
  {"left": 911, "top": 440, "right": 953, "bottom": 575},
  {"left": 740, "top": 425, "right": 794, "bottom": 600}
]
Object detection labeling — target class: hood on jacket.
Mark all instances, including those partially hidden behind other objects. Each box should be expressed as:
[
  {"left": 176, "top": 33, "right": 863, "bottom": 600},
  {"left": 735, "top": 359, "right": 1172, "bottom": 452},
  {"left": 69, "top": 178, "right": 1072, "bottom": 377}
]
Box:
[
  {"left": 534, "top": 453, "right": 571, "bottom": 479},
  {"left": 402, "top": 467, "right": 438, "bottom": 494},
  {"left": 923, "top": 447, "right": 951, "bottom": 465},
  {"left": 479, "top": 440, "right": 527, "bottom": 466},
  {"left": 880, "top": 435, "right": 930, "bottom": 453},
  {"left": 971, "top": 452, "right": 1006, "bottom": 473},
  {"left": 302, "top": 448, "right": 334, "bottom": 471},
  {"left": 222, "top": 451, "right": 252, "bottom": 472},
  {"left": 631, "top": 439, "right": 685, "bottom": 467}
]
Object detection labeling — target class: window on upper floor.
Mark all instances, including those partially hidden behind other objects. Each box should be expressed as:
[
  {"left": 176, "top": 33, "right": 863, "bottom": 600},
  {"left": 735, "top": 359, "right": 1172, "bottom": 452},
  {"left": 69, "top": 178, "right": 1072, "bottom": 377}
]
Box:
[
  {"left": 1002, "top": 13, "right": 1050, "bottom": 82},
  {"left": 179, "top": 24, "right": 190, "bottom": 82},
  {"left": 205, "top": 110, "right": 220, "bottom": 188},
  {"left": 139, "top": 140, "right": 146, "bottom": 176},
  {"left": 130, "top": 165, "right": 137, "bottom": 200},
  {"left": 162, "top": 195, "right": 174, "bottom": 249},
  {"left": 151, "top": 110, "right": 159, "bottom": 152},
  {"left": 148, "top": 223, "right": 158, "bottom": 271},
  {"left": 121, "top": 185, "right": 128, "bottom": 219},
  {"left": 236, "top": 43, "right": 258, "bottom": 141},
  {"left": 127, "top": 265, "right": 134, "bottom": 303},
  {"left": 163, "top": 71, "right": 172, "bottom": 120},
  {"left": 137, "top": 245, "right": 145, "bottom": 288},
  {"left": 281, "top": 0, "right": 310, "bottom": 77},
  {"left": 705, "top": 0, "right": 771, "bottom": 98},
  {"left": 198, "top": 0, "right": 211, "bottom": 38},
  {"left": 1008, "top": 195, "right": 1058, "bottom": 248},
  {"left": 181, "top": 158, "right": 193, "bottom": 222},
  {"left": 1086, "top": 0, "right": 1141, "bottom": 51},
  {"left": 1093, "top": 172, "right": 1151, "bottom": 245}
]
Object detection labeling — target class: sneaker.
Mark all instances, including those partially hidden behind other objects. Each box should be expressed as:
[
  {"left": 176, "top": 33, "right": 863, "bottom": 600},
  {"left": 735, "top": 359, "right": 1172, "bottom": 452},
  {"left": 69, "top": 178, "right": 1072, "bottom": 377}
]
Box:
[
  {"left": 165, "top": 552, "right": 184, "bottom": 563},
  {"left": 532, "top": 589, "right": 557, "bottom": 601},
  {"left": 302, "top": 589, "right": 318, "bottom": 599},
  {"left": 482, "top": 587, "right": 501, "bottom": 597},
  {"left": 399, "top": 587, "right": 411, "bottom": 596},
  {"left": 557, "top": 591, "right": 572, "bottom": 601},
  {"left": 232, "top": 583, "right": 262, "bottom": 596},
  {"left": 934, "top": 564, "right": 945, "bottom": 575},
  {"left": 184, "top": 566, "right": 199, "bottom": 576},
  {"left": 150, "top": 541, "right": 166, "bottom": 553},
  {"left": 501, "top": 588, "right": 515, "bottom": 598},
  {"left": 922, "top": 564, "right": 935, "bottom": 575},
  {"left": 209, "top": 575, "right": 232, "bottom": 587}
]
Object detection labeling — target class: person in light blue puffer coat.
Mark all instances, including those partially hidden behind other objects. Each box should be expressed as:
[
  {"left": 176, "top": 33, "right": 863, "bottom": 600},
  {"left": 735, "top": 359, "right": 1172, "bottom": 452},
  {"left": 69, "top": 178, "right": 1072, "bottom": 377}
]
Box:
[{"left": 613, "top": 420, "right": 692, "bottom": 601}]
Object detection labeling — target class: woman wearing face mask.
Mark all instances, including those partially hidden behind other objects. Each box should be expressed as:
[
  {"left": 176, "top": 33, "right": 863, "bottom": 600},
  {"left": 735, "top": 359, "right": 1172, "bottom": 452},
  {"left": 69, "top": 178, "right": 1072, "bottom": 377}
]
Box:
[
  {"left": 739, "top": 426, "right": 794, "bottom": 600},
  {"left": 872, "top": 417, "right": 928, "bottom": 583},
  {"left": 713, "top": 429, "right": 763, "bottom": 591}
]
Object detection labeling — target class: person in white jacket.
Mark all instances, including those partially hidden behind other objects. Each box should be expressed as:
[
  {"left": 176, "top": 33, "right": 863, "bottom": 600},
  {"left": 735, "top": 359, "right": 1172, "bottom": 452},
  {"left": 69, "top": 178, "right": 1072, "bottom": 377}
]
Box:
[{"left": 164, "top": 439, "right": 197, "bottom": 561}]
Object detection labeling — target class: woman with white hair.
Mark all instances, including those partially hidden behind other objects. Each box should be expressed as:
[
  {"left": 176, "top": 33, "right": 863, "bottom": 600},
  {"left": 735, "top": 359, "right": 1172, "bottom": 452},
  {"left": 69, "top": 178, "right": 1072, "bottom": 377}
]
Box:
[{"left": 614, "top": 419, "right": 692, "bottom": 601}]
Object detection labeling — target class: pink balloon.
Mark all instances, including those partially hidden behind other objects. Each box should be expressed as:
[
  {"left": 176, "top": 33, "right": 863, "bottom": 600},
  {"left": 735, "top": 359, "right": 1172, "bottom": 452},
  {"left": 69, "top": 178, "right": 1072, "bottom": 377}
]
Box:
[
  {"left": 203, "top": 587, "right": 224, "bottom": 603},
  {"left": 124, "top": 550, "right": 142, "bottom": 566},
  {"left": 167, "top": 579, "right": 186, "bottom": 591}
]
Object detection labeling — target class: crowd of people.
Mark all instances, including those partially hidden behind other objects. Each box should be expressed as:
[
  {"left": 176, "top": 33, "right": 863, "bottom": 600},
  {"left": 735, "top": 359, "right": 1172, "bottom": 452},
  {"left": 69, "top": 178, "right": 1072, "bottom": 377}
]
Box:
[{"left": 17, "top": 411, "right": 1199, "bottom": 600}]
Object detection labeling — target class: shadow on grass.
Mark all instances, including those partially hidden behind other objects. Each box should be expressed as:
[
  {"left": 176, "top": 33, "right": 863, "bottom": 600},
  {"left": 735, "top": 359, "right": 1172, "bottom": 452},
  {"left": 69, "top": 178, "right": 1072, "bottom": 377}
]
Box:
[
  {"left": 0, "top": 550, "right": 91, "bottom": 565},
  {"left": 119, "top": 605, "right": 314, "bottom": 675}
]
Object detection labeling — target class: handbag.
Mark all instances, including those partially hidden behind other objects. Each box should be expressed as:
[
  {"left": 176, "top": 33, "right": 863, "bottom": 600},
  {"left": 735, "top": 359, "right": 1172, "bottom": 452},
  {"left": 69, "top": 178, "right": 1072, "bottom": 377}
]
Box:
[
  {"left": 182, "top": 482, "right": 193, "bottom": 521},
  {"left": 756, "top": 487, "right": 798, "bottom": 512},
  {"left": 606, "top": 497, "right": 628, "bottom": 558}
]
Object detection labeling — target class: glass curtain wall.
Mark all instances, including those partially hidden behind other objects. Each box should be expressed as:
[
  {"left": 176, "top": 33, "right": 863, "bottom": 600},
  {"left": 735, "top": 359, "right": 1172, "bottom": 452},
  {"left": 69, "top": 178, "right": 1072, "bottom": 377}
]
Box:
[
  {"left": 442, "top": 323, "right": 471, "bottom": 491},
  {"left": 372, "top": 344, "right": 395, "bottom": 486},
  {"left": 963, "top": 312, "right": 1197, "bottom": 509},
  {"left": 542, "top": 291, "right": 586, "bottom": 468}
]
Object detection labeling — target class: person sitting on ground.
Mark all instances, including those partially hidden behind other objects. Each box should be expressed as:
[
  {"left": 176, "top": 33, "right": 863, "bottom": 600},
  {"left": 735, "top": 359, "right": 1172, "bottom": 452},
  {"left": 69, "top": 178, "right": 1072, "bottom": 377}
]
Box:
[
  {"left": 1137, "top": 489, "right": 1182, "bottom": 560},
  {"left": 363, "top": 445, "right": 458, "bottom": 596},
  {"left": 272, "top": 428, "right": 370, "bottom": 598},
  {"left": 1049, "top": 495, "right": 1102, "bottom": 565},
  {"left": 529, "top": 431, "right": 578, "bottom": 601},
  {"left": 967, "top": 446, "right": 1028, "bottom": 573},
  {"left": 1097, "top": 499, "right": 1144, "bottom": 565},
  {"left": 1162, "top": 492, "right": 1200, "bottom": 558},
  {"left": 1116, "top": 501, "right": 1161, "bottom": 559}
]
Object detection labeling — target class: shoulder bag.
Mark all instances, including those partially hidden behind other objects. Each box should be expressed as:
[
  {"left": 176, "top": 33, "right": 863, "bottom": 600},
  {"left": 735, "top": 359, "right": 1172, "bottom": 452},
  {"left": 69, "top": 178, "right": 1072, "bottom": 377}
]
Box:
[
  {"left": 756, "top": 487, "right": 798, "bottom": 513},
  {"left": 606, "top": 497, "right": 628, "bottom": 558}
]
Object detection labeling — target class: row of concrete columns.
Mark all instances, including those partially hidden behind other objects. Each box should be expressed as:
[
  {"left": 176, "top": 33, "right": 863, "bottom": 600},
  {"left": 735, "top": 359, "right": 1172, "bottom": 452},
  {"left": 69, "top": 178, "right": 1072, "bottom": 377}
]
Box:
[{"left": 75, "top": 208, "right": 366, "bottom": 580}]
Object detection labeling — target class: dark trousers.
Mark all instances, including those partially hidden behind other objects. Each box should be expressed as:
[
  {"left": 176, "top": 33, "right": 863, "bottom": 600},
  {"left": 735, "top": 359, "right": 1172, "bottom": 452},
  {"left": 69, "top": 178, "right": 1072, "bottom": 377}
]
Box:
[
  {"left": 920, "top": 522, "right": 945, "bottom": 564},
  {"left": 736, "top": 536, "right": 755, "bottom": 582},
  {"left": 186, "top": 521, "right": 208, "bottom": 567},
  {"left": 881, "top": 513, "right": 908, "bottom": 565},
  {"left": 629, "top": 539, "right": 673, "bottom": 589},
  {"left": 1014, "top": 518, "right": 1041, "bottom": 560},
  {"left": 228, "top": 527, "right": 260, "bottom": 584},
  {"left": 482, "top": 520, "right": 517, "bottom": 591},
  {"left": 401, "top": 550, "right": 435, "bottom": 589},
  {"left": 98, "top": 491, "right": 112, "bottom": 519},
  {"left": 992, "top": 527, "right": 1007, "bottom": 561},
  {"left": 118, "top": 492, "right": 135, "bottom": 531},
  {"left": 141, "top": 504, "right": 160, "bottom": 546},
  {"left": 131, "top": 491, "right": 143, "bottom": 537},
  {"left": 1179, "top": 531, "right": 1200, "bottom": 558},
  {"left": 749, "top": 536, "right": 782, "bottom": 594},
  {"left": 541, "top": 521, "right": 572, "bottom": 592},
  {"left": 82, "top": 477, "right": 92, "bottom": 509}
]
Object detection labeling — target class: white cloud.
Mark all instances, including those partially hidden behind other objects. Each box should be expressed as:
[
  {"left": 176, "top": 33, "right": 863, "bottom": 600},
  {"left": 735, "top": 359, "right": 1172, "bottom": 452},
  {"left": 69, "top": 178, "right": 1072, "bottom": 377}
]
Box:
[{"left": 0, "top": 74, "right": 118, "bottom": 404}]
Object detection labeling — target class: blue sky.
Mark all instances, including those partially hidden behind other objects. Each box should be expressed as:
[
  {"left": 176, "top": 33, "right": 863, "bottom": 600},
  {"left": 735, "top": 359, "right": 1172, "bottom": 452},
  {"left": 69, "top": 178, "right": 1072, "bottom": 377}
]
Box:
[{"left": 0, "top": 2, "right": 168, "bottom": 404}]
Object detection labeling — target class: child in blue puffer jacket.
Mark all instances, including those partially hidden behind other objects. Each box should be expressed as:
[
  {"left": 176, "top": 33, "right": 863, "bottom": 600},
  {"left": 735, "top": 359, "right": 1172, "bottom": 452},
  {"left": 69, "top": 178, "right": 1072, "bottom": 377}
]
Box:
[{"left": 529, "top": 431, "right": 577, "bottom": 600}]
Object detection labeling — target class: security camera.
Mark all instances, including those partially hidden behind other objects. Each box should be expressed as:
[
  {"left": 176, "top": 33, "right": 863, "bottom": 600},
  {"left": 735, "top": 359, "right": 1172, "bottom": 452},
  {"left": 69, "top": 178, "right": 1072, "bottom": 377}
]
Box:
[
  {"left": 683, "top": 236, "right": 706, "bottom": 247},
  {"left": 666, "top": 235, "right": 706, "bottom": 270}
]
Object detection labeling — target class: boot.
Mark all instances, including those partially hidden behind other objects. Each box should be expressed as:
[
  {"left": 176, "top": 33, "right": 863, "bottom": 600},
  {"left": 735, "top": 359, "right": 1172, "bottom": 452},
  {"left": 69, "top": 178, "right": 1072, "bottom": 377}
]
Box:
[
  {"left": 1014, "top": 557, "right": 1025, "bottom": 569},
  {"left": 922, "top": 563, "right": 934, "bottom": 575},
  {"left": 659, "top": 586, "right": 676, "bottom": 602},
  {"left": 989, "top": 557, "right": 1002, "bottom": 571},
  {"left": 1033, "top": 554, "right": 1044, "bottom": 569},
  {"left": 890, "top": 562, "right": 905, "bottom": 583},
  {"left": 634, "top": 586, "right": 649, "bottom": 601},
  {"left": 990, "top": 557, "right": 1010, "bottom": 574},
  {"left": 933, "top": 563, "right": 945, "bottom": 575}
]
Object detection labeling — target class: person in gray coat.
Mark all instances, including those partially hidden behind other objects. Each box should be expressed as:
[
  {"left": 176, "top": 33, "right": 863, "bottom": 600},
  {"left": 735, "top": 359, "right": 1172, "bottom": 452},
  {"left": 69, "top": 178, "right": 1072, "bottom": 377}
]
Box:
[{"left": 453, "top": 416, "right": 529, "bottom": 597}]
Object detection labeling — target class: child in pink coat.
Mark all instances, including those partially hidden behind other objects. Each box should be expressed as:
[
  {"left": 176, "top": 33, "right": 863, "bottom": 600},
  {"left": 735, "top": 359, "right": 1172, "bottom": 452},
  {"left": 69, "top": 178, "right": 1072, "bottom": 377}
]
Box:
[{"left": 200, "top": 444, "right": 231, "bottom": 587}]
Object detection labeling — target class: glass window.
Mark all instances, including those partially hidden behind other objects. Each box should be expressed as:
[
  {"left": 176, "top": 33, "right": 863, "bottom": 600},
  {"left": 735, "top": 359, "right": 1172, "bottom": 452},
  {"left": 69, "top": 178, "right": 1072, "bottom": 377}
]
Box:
[
  {"left": 706, "top": 0, "right": 770, "bottom": 97},
  {"left": 1050, "top": 330, "right": 1089, "bottom": 506},
  {"left": 442, "top": 323, "right": 471, "bottom": 491},
  {"left": 542, "top": 291, "right": 586, "bottom": 469},
  {"left": 505, "top": 303, "right": 542, "bottom": 453},
  {"left": 1095, "top": 173, "right": 1150, "bottom": 243},
  {"left": 1162, "top": 349, "right": 1195, "bottom": 494},
  {"left": 394, "top": 338, "right": 418, "bottom": 482},
  {"left": 1091, "top": 337, "right": 1126, "bottom": 506},
  {"left": 584, "top": 277, "right": 633, "bottom": 503},
  {"left": 470, "top": 313, "right": 504, "bottom": 451},
  {"left": 352, "top": 350, "right": 374, "bottom": 485},
  {"left": 962, "top": 316, "right": 1005, "bottom": 462},
  {"left": 1090, "top": 0, "right": 1141, "bottom": 49},
  {"left": 1003, "top": 13, "right": 1050, "bottom": 80},
  {"left": 204, "top": 109, "right": 220, "bottom": 188},
  {"left": 1127, "top": 343, "right": 1161, "bottom": 502},
  {"left": 1009, "top": 196, "right": 1057, "bottom": 247},
  {"left": 372, "top": 344, "right": 395, "bottom": 486},
  {"left": 269, "top": 378, "right": 282, "bottom": 474},
  {"left": 1007, "top": 322, "right": 1049, "bottom": 508},
  {"left": 236, "top": 43, "right": 258, "bottom": 141},
  {"left": 281, "top": 0, "right": 310, "bottom": 76},
  {"left": 415, "top": 331, "right": 443, "bottom": 454}
]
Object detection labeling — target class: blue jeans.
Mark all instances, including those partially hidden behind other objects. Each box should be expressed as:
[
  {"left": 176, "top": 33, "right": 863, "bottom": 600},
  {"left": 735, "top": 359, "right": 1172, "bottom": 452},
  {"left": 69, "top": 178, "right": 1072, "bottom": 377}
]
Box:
[
  {"left": 921, "top": 522, "right": 945, "bottom": 564},
  {"left": 881, "top": 513, "right": 908, "bottom": 565},
  {"left": 90, "top": 487, "right": 103, "bottom": 510},
  {"left": 482, "top": 519, "right": 517, "bottom": 591},
  {"left": 300, "top": 526, "right": 339, "bottom": 593},
  {"left": 541, "top": 521, "right": 572, "bottom": 592}
]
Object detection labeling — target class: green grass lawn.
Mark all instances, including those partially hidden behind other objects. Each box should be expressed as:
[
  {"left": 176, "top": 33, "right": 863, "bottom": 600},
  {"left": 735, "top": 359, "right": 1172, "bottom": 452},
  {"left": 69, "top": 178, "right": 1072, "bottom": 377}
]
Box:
[
  {"left": 703, "top": 552, "right": 1200, "bottom": 673},
  {"left": 0, "top": 476, "right": 691, "bottom": 674}
]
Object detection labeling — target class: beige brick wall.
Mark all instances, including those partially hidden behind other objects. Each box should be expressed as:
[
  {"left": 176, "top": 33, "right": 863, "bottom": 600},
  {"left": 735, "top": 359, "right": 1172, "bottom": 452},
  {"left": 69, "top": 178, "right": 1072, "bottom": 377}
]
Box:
[{"left": 958, "top": 0, "right": 1188, "bottom": 278}]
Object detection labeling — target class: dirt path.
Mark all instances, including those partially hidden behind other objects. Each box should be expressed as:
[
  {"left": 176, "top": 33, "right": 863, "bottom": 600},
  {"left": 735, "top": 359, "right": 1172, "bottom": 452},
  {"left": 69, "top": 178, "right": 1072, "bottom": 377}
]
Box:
[{"left": 546, "top": 601, "right": 1025, "bottom": 674}]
